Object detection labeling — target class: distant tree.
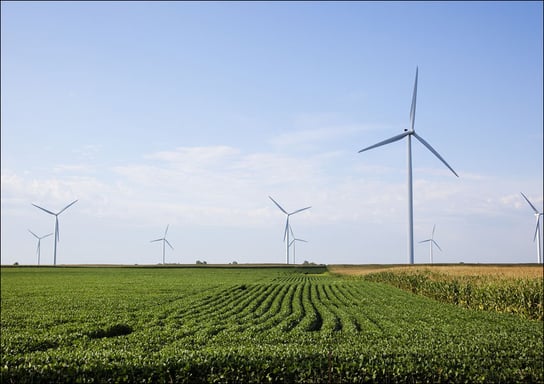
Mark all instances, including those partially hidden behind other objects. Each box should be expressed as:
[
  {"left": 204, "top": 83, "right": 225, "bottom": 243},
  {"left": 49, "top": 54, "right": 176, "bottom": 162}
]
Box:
[
  {"left": 231, "top": 261, "right": 238, "bottom": 265},
  {"left": 196, "top": 260, "right": 208, "bottom": 265},
  {"left": 13, "top": 262, "right": 19, "bottom": 266}
]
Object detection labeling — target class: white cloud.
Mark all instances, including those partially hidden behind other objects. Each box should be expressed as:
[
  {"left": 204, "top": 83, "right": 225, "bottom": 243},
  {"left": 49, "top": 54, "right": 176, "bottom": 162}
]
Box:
[
  {"left": 4, "top": 143, "right": 536, "bottom": 229},
  {"left": 145, "top": 145, "right": 240, "bottom": 165},
  {"left": 270, "top": 124, "right": 364, "bottom": 148},
  {"left": 71, "top": 144, "right": 102, "bottom": 161},
  {"left": 268, "top": 112, "right": 390, "bottom": 151},
  {"left": 53, "top": 164, "right": 96, "bottom": 173}
]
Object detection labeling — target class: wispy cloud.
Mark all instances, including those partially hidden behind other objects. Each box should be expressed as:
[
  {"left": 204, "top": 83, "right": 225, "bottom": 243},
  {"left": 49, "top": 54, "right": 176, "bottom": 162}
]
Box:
[
  {"left": 145, "top": 146, "right": 240, "bottom": 165},
  {"left": 71, "top": 144, "right": 102, "bottom": 161},
  {"left": 269, "top": 113, "right": 388, "bottom": 151},
  {"left": 53, "top": 164, "right": 96, "bottom": 173},
  {"left": 2, "top": 144, "right": 540, "bottom": 232}
]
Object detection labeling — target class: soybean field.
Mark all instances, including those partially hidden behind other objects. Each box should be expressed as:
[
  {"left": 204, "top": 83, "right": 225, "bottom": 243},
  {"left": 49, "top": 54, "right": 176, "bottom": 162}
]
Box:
[{"left": 1, "top": 266, "right": 543, "bottom": 383}]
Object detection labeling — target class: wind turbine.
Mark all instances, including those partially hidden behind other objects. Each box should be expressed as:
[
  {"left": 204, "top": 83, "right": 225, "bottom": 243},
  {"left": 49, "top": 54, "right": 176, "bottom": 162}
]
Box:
[
  {"left": 418, "top": 225, "right": 441, "bottom": 264},
  {"left": 358, "top": 67, "right": 458, "bottom": 264},
  {"left": 520, "top": 192, "right": 543, "bottom": 264},
  {"left": 288, "top": 225, "right": 308, "bottom": 265},
  {"left": 32, "top": 200, "right": 78, "bottom": 266},
  {"left": 151, "top": 225, "right": 174, "bottom": 264},
  {"left": 269, "top": 196, "right": 311, "bottom": 264},
  {"left": 28, "top": 230, "right": 53, "bottom": 265}
]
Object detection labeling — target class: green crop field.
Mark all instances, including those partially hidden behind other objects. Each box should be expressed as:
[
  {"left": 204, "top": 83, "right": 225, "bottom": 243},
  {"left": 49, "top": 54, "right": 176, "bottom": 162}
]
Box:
[{"left": 1, "top": 266, "right": 543, "bottom": 383}]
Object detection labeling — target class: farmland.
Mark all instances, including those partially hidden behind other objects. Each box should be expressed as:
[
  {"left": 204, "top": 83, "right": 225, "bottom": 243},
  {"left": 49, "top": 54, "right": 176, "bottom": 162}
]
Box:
[
  {"left": 1, "top": 266, "right": 543, "bottom": 383},
  {"left": 330, "top": 264, "right": 543, "bottom": 320}
]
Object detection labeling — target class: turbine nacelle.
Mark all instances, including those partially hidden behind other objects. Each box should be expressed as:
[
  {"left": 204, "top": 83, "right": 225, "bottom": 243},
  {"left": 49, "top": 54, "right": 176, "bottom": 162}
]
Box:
[
  {"left": 269, "top": 196, "right": 311, "bottom": 242},
  {"left": 358, "top": 67, "right": 458, "bottom": 264},
  {"left": 520, "top": 192, "right": 543, "bottom": 263},
  {"left": 287, "top": 224, "right": 308, "bottom": 265},
  {"left": 32, "top": 200, "right": 78, "bottom": 265},
  {"left": 419, "top": 225, "right": 441, "bottom": 264},
  {"left": 28, "top": 230, "right": 53, "bottom": 265},
  {"left": 269, "top": 196, "right": 311, "bottom": 264},
  {"left": 151, "top": 225, "right": 174, "bottom": 264}
]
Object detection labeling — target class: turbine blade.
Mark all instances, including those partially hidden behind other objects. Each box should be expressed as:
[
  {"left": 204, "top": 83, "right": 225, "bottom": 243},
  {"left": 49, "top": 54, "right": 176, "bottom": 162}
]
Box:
[
  {"left": 32, "top": 204, "right": 56, "bottom": 215},
  {"left": 165, "top": 239, "right": 174, "bottom": 250},
  {"left": 433, "top": 240, "right": 442, "bottom": 251},
  {"left": 520, "top": 192, "right": 539, "bottom": 214},
  {"left": 289, "top": 239, "right": 295, "bottom": 247},
  {"left": 55, "top": 217, "right": 60, "bottom": 242},
  {"left": 432, "top": 225, "right": 436, "bottom": 238},
  {"left": 164, "top": 224, "right": 169, "bottom": 237},
  {"left": 410, "top": 67, "right": 418, "bottom": 131},
  {"left": 289, "top": 225, "right": 294, "bottom": 238},
  {"left": 58, "top": 199, "right": 78, "bottom": 215},
  {"left": 297, "top": 238, "right": 308, "bottom": 243},
  {"left": 269, "top": 196, "right": 288, "bottom": 214},
  {"left": 28, "top": 229, "right": 39, "bottom": 238},
  {"left": 534, "top": 219, "right": 540, "bottom": 242},
  {"left": 412, "top": 133, "right": 459, "bottom": 177},
  {"left": 358, "top": 131, "right": 410, "bottom": 153},
  {"left": 419, "top": 239, "right": 431, "bottom": 244},
  {"left": 150, "top": 238, "right": 163, "bottom": 243},
  {"left": 42, "top": 233, "right": 53, "bottom": 239},
  {"left": 283, "top": 218, "right": 289, "bottom": 242},
  {"left": 290, "top": 206, "right": 311, "bottom": 215}
]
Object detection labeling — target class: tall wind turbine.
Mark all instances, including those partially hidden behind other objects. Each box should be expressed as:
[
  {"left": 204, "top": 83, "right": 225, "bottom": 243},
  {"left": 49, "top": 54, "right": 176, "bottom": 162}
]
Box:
[
  {"left": 269, "top": 196, "right": 311, "bottom": 264},
  {"left": 418, "top": 225, "right": 441, "bottom": 264},
  {"left": 28, "top": 230, "right": 53, "bottom": 265},
  {"left": 358, "top": 67, "right": 458, "bottom": 264},
  {"left": 32, "top": 200, "right": 78, "bottom": 266},
  {"left": 288, "top": 225, "right": 308, "bottom": 265},
  {"left": 520, "top": 192, "right": 543, "bottom": 264},
  {"left": 151, "top": 225, "right": 174, "bottom": 264}
]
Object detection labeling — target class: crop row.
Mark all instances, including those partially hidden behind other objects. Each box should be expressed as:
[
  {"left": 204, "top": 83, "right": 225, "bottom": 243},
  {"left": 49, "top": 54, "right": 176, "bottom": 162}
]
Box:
[{"left": 362, "top": 269, "right": 543, "bottom": 320}]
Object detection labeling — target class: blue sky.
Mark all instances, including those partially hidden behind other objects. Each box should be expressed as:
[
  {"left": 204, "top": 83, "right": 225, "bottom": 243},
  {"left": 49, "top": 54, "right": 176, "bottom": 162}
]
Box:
[{"left": 2, "top": 1, "right": 542, "bottom": 265}]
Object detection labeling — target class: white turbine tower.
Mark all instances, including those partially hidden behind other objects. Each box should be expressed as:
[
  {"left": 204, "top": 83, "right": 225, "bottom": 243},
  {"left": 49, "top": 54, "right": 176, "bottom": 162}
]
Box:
[
  {"left": 28, "top": 230, "right": 53, "bottom": 265},
  {"left": 269, "top": 196, "right": 311, "bottom": 264},
  {"left": 358, "top": 67, "right": 458, "bottom": 264},
  {"left": 418, "top": 225, "right": 441, "bottom": 264},
  {"left": 32, "top": 200, "right": 78, "bottom": 266},
  {"left": 151, "top": 225, "right": 174, "bottom": 264},
  {"left": 520, "top": 192, "right": 543, "bottom": 264},
  {"left": 288, "top": 225, "right": 308, "bottom": 265}
]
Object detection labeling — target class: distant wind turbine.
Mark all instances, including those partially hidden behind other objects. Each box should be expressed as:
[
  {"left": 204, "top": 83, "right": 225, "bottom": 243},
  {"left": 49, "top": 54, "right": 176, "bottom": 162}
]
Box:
[
  {"left": 32, "top": 200, "right": 78, "bottom": 266},
  {"left": 28, "top": 230, "right": 53, "bottom": 265},
  {"left": 151, "top": 225, "right": 174, "bottom": 264},
  {"left": 520, "top": 192, "right": 543, "bottom": 264},
  {"left": 418, "top": 225, "right": 441, "bottom": 264},
  {"left": 288, "top": 225, "right": 308, "bottom": 265},
  {"left": 269, "top": 196, "right": 311, "bottom": 264},
  {"left": 358, "top": 67, "right": 458, "bottom": 264}
]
